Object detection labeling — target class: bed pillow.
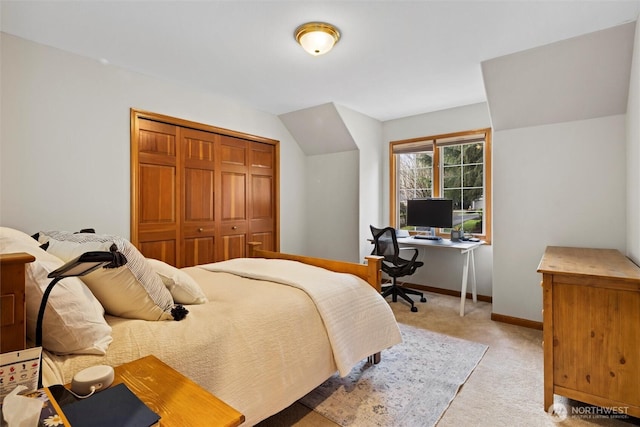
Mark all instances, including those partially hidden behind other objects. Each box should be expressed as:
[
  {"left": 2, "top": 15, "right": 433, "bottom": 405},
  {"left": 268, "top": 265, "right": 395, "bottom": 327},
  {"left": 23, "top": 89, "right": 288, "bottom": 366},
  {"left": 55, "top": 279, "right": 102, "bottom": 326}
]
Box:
[
  {"left": 39, "top": 230, "right": 179, "bottom": 321},
  {"left": 0, "top": 226, "right": 42, "bottom": 247},
  {"left": 40, "top": 237, "right": 112, "bottom": 260},
  {"left": 146, "top": 258, "right": 208, "bottom": 304},
  {"left": 0, "top": 227, "right": 112, "bottom": 355}
]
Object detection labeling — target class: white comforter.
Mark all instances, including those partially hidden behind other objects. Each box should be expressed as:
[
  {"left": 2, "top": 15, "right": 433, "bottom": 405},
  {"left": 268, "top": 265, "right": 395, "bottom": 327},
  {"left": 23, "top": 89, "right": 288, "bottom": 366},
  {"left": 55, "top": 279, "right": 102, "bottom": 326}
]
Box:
[
  {"left": 43, "top": 259, "right": 401, "bottom": 426},
  {"left": 201, "top": 257, "right": 402, "bottom": 376}
]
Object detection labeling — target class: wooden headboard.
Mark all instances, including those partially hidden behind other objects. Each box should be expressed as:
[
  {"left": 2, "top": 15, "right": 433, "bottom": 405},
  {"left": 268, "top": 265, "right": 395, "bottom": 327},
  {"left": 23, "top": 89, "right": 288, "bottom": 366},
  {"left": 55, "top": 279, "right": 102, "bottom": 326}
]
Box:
[{"left": 247, "top": 242, "right": 383, "bottom": 292}]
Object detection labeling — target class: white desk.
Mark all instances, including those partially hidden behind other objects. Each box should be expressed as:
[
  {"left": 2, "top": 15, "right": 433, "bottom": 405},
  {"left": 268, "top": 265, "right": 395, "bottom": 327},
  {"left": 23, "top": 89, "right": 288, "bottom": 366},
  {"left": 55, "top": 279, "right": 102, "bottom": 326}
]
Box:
[{"left": 396, "top": 237, "right": 484, "bottom": 316}]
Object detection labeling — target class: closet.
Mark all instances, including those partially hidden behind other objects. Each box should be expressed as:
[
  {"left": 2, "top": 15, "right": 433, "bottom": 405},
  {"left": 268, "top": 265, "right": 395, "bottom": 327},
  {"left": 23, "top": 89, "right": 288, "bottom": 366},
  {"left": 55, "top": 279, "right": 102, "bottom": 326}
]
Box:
[{"left": 130, "top": 109, "right": 279, "bottom": 267}]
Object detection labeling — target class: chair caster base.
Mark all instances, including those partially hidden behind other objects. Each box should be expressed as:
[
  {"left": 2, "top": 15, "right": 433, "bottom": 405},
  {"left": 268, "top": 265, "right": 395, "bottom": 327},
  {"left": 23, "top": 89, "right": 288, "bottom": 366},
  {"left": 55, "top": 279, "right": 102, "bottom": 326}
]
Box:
[
  {"left": 411, "top": 306, "right": 418, "bottom": 313},
  {"left": 420, "top": 297, "right": 427, "bottom": 303}
]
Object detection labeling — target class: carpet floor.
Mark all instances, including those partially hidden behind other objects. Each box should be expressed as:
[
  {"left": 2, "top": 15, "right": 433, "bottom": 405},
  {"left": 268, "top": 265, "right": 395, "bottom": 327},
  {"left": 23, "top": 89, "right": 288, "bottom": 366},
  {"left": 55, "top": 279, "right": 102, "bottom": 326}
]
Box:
[
  {"left": 299, "top": 323, "right": 487, "bottom": 426},
  {"left": 257, "top": 291, "right": 640, "bottom": 427}
]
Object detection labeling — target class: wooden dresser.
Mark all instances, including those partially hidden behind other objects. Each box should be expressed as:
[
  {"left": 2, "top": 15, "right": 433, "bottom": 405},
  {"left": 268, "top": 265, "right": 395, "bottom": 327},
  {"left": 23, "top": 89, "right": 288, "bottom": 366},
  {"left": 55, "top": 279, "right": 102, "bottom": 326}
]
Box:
[
  {"left": 538, "top": 246, "right": 640, "bottom": 417},
  {"left": 1, "top": 252, "right": 35, "bottom": 353}
]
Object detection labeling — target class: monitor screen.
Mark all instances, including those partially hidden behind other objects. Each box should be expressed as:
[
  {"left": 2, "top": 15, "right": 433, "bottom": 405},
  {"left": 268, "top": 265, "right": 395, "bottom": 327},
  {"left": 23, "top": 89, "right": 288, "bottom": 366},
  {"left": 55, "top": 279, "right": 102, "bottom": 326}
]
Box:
[{"left": 406, "top": 198, "right": 453, "bottom": 228}]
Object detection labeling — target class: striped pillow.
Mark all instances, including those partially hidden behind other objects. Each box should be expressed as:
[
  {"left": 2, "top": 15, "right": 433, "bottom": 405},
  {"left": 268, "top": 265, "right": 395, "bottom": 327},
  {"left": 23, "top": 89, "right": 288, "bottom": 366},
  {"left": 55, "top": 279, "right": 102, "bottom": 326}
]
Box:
[{"left": 40, "top": 231, "right": 178, "bottom": 321}]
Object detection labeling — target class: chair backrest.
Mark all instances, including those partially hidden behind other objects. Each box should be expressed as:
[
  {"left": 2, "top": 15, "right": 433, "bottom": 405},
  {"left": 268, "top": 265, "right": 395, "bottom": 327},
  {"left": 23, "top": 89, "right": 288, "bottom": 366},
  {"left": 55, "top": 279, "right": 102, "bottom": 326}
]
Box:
[{"left": 370, "top": 225, "right": 399, "bottom": 259}]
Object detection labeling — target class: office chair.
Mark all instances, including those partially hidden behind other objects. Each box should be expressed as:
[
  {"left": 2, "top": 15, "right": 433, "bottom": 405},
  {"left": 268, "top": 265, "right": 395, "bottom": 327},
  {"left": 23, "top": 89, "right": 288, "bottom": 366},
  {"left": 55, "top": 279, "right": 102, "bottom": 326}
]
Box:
[{"left": 370, "top": 225, "right": 427, "bottom": 312}]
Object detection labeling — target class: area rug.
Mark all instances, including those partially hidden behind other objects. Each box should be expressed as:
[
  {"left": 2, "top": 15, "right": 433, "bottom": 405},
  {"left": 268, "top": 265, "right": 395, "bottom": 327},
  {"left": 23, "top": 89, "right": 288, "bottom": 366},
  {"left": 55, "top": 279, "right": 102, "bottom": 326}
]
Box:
[{"left": 299, "top": 323, "right": 488, "bottom": 427}]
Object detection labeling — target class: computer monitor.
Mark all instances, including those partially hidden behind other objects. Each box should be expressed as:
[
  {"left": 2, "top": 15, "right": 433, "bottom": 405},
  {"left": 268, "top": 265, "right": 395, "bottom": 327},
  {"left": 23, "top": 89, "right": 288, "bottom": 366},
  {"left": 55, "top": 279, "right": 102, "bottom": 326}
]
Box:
[{"left": 406, "top": 198, "right": 453, "bottom": 229}]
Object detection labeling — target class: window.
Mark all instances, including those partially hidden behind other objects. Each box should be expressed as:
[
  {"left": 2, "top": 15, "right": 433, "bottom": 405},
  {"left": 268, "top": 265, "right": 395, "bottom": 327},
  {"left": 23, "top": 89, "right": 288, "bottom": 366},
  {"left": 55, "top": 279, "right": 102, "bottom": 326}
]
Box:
[{"left": 390, "top": 128, "right": 491, "bottom": 242}]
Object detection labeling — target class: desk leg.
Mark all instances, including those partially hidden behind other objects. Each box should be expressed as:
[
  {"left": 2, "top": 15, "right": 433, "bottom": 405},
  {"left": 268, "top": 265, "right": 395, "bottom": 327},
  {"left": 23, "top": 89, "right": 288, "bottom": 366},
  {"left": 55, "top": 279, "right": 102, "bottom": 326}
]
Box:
[
  {"left": 460, "top": 251, "right": 471, "bottom": 316},
  {"left": 470, "top": 249, "right": 477, "bottom": 303}
]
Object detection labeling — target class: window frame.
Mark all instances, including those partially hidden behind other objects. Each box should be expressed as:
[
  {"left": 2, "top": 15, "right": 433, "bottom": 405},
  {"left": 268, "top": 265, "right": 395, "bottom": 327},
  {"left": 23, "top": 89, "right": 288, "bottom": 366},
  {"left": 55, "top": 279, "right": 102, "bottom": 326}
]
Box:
[{"left": 389, "top": 128, "right": 492, "bottom": 243}]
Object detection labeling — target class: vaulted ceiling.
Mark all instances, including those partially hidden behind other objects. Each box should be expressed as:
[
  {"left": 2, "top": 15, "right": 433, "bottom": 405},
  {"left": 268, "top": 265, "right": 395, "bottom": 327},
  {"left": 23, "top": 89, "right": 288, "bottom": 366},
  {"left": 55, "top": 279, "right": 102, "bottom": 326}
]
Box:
[{"left": 483, "top": 21, "right": 636, "bottom": 131}]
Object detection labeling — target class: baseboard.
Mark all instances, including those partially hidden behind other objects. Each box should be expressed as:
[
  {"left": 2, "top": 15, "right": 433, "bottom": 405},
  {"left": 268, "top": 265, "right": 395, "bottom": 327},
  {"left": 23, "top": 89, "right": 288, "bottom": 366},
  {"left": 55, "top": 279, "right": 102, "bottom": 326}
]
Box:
[
  {"left": 399, "top": 282, "right": 492, "bottom": 303},
  {"left": 490, "top": 313, "right": 543, "bottom": 330},
  {"left": 398, "top": 281, "right": 542, "bottom": 330}
]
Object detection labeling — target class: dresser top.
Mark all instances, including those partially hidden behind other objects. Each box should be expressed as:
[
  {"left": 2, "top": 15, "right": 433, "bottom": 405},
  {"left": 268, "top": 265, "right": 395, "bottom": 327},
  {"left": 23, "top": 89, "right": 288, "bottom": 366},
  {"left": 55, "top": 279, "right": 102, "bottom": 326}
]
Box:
[{"left": 537, "top": 246, "right": 640, "bottom": 282}]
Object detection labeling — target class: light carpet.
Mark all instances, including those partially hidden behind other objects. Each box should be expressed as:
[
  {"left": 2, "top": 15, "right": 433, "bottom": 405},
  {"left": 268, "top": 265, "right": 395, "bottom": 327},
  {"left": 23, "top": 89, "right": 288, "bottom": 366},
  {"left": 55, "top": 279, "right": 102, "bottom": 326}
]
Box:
[{"left": 299, "top": 322, "right": 488, "bottom": 427}]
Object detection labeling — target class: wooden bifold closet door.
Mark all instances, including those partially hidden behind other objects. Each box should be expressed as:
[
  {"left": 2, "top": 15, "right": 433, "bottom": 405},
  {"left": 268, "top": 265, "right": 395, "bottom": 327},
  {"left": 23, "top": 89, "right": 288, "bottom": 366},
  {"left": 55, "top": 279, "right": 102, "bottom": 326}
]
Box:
[{"left": 131, "top": 109, "right": 279, "bottom": 267}]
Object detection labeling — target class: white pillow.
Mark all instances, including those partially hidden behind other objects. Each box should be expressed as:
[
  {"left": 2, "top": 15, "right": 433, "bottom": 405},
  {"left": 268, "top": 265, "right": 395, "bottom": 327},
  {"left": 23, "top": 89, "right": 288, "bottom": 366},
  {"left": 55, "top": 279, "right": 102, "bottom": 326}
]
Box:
[
  {"left": 0, "top": 227, "right": 41, "bottom": 248},
  {"left": 0, "top": 227, "right": 112, "bottom": 355},
  {"left": 40, "top": 231, "right": 178, "bottom": 321},
  {"left": 146, "top": 258, "right": 208, "bottom": 304}
]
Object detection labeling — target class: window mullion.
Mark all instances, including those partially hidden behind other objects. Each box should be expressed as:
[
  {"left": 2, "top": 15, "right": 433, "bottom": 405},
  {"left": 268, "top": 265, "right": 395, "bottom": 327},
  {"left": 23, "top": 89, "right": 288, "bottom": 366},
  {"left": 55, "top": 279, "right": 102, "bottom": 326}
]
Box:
[{"left": 433, "top": 145, "right": 441, "bottom": 198}]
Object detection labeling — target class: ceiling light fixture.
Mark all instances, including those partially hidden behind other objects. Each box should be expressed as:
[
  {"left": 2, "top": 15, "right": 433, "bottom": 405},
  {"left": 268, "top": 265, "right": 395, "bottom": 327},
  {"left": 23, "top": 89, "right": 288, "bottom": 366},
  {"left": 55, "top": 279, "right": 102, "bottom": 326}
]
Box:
[{"left": 294, "top": 22, "right": 340, "bottom": 56}]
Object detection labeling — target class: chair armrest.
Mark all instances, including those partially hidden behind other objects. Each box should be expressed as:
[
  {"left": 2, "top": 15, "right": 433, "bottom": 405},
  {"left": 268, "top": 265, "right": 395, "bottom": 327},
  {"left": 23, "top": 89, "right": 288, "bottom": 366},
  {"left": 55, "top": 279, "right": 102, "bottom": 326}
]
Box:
[{"left": 406, "top": 247, "right": 420, "bottom": 262}]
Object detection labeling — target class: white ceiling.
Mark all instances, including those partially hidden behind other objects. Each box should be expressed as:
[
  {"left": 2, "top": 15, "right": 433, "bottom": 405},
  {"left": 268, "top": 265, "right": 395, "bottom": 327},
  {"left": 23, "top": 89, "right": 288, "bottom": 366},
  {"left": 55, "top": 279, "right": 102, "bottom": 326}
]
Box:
[{"left": 2, "top": 1, "right": 639, "bottom": 122}]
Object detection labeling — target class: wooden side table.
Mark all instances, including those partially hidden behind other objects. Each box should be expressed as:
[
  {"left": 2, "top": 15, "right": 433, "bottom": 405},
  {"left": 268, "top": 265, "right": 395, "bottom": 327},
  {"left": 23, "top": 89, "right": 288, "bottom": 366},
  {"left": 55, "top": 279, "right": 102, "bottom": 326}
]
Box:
[
  {"left": 108, "top": 355, "right": 245, "bottom": 426},
  {"left": 0, "top": 252, "right": 35, "bottom": 353}
]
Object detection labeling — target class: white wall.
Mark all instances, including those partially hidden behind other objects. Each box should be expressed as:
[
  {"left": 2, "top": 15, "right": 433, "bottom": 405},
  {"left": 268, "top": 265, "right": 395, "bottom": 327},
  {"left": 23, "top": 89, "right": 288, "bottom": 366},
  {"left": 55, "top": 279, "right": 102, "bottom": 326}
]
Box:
[
  {"left": 381, "top": 103, "right": 494, "bottom": 297},
  {"left": 335, "top": 105, "right": 384, "bottom": 262},
  {"left": 0, "top": 33, "right": 308, "bottom": 253},
  {"left": 298, "top": 105, "right": 384, "bottom": 264},
  {"left": 304, "top": 150, "right": 360, "bottom": 262},
  {"left": 493, "top": 115, "right": 627, "bottom": 321},
  {"left": 627, "top": 19, "right": 640, "bottom": 265}
]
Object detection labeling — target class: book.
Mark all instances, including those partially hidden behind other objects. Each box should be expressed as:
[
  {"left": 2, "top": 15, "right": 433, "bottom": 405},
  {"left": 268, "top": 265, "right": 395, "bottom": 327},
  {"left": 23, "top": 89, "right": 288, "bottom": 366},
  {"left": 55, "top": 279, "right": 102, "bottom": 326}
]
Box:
[{"left": 61, "top": 383, "right": 160, "bottom": 427}]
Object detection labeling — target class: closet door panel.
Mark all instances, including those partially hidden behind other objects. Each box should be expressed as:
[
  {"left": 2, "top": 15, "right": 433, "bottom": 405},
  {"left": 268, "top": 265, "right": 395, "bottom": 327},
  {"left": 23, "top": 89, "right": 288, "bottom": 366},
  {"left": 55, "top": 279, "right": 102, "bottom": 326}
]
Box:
[
  {"left": 217, "top": 136, "right": 249, "bottom": 260},
  {"left": 221, "top": 172, "right": 246, "bottom": 221},
  {"left": 218, "top": 172, "right": 247, "bottom": 260},
  {"left": 250, "top": 144, "right": 275, "bottom": 169},
  {"left": 139, "top": 124, "right": 176, "bottom": 157},
  {"left": 181, "top": 128, "right": 217, "bottom": 267},
  {"left": 249, "top": 174, "right": 274, "bottom": 251},
  {"left": 133, "top": 119, "right": 179, "bottom": 264},
  {"left": 219, "top": 136, "right": 248, "bottom": 222},
  {"left": 221, "top": 233, "right": 246, "bottom": 260},
  {"left": 140, "top": 240, "right": 177, "bottom": 266},
  {"left": 182, "top": 167, "right": 216, "bottom": 265},
  {"left": 184, "top": 168, "right": 214, "bottom": 222},
  {"left": 139, "top": 164, "right": 176, "bottom": 223},
  {"left": 249, "top": 232, "right": 273, "bottom": 253},
  {"left": 137, "top": 164, "right": 177, "bottom": 264},
  {"left": 251, "top": 174, "right": 273, "bottom": 219},
  {"left": 221, "top": 144, "right": 246, "bottom": 166},
  {"left": 248, "top": 142, "right": 276, "bottom": 251},
  {"left": 184, "top": 236, "right": 216, "bottom": 267}
]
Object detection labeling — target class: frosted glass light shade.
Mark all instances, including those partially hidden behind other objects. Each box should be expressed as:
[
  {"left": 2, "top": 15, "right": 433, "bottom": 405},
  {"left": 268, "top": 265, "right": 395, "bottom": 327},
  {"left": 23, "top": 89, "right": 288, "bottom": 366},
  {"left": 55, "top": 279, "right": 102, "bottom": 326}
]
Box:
[{"left": 295, "top": 22, "right": 340, "bottom": 56}]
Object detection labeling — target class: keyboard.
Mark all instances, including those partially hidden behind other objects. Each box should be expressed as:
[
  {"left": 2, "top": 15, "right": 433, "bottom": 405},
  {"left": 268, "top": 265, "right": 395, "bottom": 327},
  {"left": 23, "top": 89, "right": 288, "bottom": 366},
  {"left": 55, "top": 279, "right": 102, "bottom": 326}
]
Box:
[{"left": 413, "top": 235, "right": 442, "bottom": 241}]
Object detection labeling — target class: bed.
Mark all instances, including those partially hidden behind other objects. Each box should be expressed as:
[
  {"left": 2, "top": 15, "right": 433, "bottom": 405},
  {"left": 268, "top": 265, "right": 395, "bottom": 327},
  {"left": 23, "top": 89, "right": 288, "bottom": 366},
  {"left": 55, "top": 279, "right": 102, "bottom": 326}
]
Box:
[{"left": 0, "top": 228, "right": 402, "bottom": 426}]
